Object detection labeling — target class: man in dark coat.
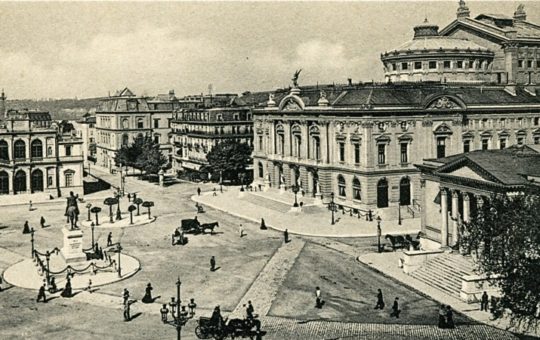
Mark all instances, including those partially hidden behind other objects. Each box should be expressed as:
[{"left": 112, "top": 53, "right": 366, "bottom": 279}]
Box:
[
  {"left": 107, "top": 232, "right": 113, "bottom": 246},
  {"left": 23, "top": 221, "right": 31, "bottom": 234},
  {"left": 390, "top": 297, "right": 400, "bottom": 318},
  {"left": 210, "top": 256, "right": 216, "bottom": 271},
  {"left": 374, "top": 289, "right": 385, "bottom": 309},
  {"left": 37, "top": 283, "right": 47, "bottom": 303},
  {"left": 480, "top": 291, "right": 489, "bottom": 311},
  {"left": 197, "top": 187, "right": 201, "bottom": 196},
  {"left": 40, "top": 216, "right": 46, "bottom": 228},
  {"left": 284, "top": 229, "right": 289, "bottom": 243}
]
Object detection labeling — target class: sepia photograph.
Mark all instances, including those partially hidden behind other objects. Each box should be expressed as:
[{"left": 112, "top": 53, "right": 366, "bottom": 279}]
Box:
[{"left": 0, "top": 1, "right": 539, "bottom": 339}]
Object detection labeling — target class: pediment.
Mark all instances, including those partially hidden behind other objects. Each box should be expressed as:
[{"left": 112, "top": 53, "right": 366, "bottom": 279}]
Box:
[
  {"left": 443, "top": 165, "right": 494, "bottom": 183},
  {"left": 425, "top": 95, "right": 466, "bottom": 110},
  {"left": 279, "top": 94, "right": 305, "bottom": 111}
]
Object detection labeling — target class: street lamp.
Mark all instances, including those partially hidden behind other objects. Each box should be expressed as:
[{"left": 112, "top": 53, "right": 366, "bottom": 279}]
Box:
[
  {"left": 330, "top": 192, "right": 336, "bottom": 225},
  {"left": 90, "top": 222, "right": 95, "bottom": 250},
  {"left": 292, "top": 184, "right": 299, "bottom": 207},
  {"left": 398, "top": 201, "right": 402, "bottom": 226},
  {"left": 376, "top": 216, "right": 382, "bottom": 253},
  {"left": 30, "top": 227, "right": 35, "bottom": 258},
  {"left": 86, "top": 203, "right": 92, "bottom": 221},
  {"left": 116, "top": 194, "right": 122, "bottom": 221},
  {"left": 45, "top": 250, "right": 51, "bottom": 285},
  {"left": 164, "top": 277, "right": 196, "bottom": 340},
  {"left": 117, "top": 243, "right": 123, "bottom": 278}
]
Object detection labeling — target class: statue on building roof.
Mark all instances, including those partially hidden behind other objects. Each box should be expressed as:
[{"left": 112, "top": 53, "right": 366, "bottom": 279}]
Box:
[{"left": 292, "top": 69, "right": 302, "bottom": 88}]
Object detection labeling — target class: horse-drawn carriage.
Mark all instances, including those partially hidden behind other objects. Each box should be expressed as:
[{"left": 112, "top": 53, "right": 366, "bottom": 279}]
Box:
[
  {"left": 178, "top": 218, "right": 220, "bottom": 235},
  {"left": 195, "top": 316, "right": 261, "bottom": 340},
  {"left": 385, "top": 232, "right": 422, "bottom": 251}
]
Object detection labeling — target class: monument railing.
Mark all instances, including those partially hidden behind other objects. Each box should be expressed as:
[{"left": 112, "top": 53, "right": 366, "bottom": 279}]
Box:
[{"left": 33, "top": 247, "right": 117, "bottom": 278}]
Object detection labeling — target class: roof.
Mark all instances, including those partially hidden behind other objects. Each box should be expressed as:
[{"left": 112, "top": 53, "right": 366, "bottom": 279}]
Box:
[
  {"left": 389, "top": 36, "right": 491, "bottom": 53},
  {"left": 440, "top": 16, "right": 540, "bottom": 41},
  {"left": 427, "top": 147, "right": 540, "bottom": 186}
]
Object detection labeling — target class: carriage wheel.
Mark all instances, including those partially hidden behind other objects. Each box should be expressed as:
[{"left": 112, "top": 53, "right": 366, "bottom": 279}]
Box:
[
  {"left": 195, "top": 326, "right": 206, "bottom": 339},
  {"left": 212, "top": 330, "right": 225, "bottom": 340}
]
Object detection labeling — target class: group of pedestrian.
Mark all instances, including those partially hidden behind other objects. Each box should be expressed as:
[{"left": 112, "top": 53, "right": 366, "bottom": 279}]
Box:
[
  {"left": 373, "top": 289, "right": 401, "bottom": 318},
  {"left": 438, "top": 304, "right": 455, "bottom": 328}
]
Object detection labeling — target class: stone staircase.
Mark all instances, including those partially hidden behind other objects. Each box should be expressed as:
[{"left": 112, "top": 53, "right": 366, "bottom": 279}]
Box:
[{"left": 410, "top": 253, "right": 475, "bottom": 299}]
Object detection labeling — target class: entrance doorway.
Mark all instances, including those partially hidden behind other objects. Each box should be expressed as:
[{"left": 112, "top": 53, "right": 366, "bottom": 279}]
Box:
[
  {"left": 399, "top": 177, "right": 411, "bottom": 206},
  {"left": 377, "top": 178, "right": 389, "bottom": 208}
]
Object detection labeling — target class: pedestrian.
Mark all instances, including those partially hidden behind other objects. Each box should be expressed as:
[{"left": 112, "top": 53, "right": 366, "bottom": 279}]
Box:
[
  {"left": 213, "top": 188, "right": 217, "bottom": 196},
  {"left": 142, "top": 283, "right": 153, "bottom": 303},
  {"left": 40, "top": 216, "right": 46, "bottom": 228},
  {"left": 61, "top": 277, "right": 72, "bottom": 298},
  {"left": 87, "top": 279, "right": 93, "bottom": 293},
  {"left": 37, "top": 283, "right": 47, "bottom": 303},
  {"left": 29, "top": 200, "right": 33, "bottom": 211},
  {"left": 160, "top": 304, "right": 169, "bottom": 323},
  {"left": 480, "top": 291, "right": 489, "bottom": 311},
  {"left": 197, "top": 187, "right": 201, "bottom": 196},
  {"left": 260, "top": 218, "right": 267, "bottom": 230},
  {"left": 315, "top": 286, "right": 324, "bottom": 308},
  {"left": 220, "top": 186, "right": 223, "bottom": 193},
  {"left": 107, "top": 232, "right": 113, "bottom": 246},
  {"left": 0, "top": 275, "right": 3, "bottom": 292},
  {"left": 390, "top": 297, "right": 400, "bottom": 318},
  {"left": 127, "top": 193, "right": 131, "bottom": 202},
  {"left": 446, "top": 305, "right": 455, "bottom": 328},
  {"left": 284, "top": 229, "right": 289, "bottom": 243},
  {"left": 247, "top": 300, "right": 256, "bottom": 319},
  {"left": 23, "top": 221, "right": 31, "bottom": 234},
  {"left": 374, "top": 289, "right": 385, "bottom": 309},
  {"left": 49, "top": 277, "right": 57, "bottom": 293},
  {"left": 438, "top": 304, "right": 446, "bottom": 328},
  {"left": 123, "top": 288, "right": 130, "bottom": 305},
  {"left": 239, "top": 224, "right": 244, "bottom": 238},
  {"left": 210, "top": 256, "right": 216, "bottom": 271},
  {"left": 124, "top": 300, "right": 133, "bottom": 321}
]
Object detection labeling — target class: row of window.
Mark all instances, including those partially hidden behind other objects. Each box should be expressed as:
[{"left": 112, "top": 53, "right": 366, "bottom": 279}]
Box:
[
  {"left": 0, "top": 169, "right": 75, "bottom": 194},
  {"left": 390, "top": 59, "right": 490, "bottom": 72},
  {"left": 467, "top": 117, "right": 540, "bottom": 128},
  {"left": 463, "top": 136, "right": 540, "bottom": 153},
  {"left": 518, "top": 60, "right": 540, "bottom": 69},
  {"left": 0, "top": 140, "right": 65, "bottom": 160}
]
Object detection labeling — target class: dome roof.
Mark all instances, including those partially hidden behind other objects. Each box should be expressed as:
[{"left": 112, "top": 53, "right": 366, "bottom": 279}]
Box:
[{"left": 391, "top": 36, "right": 491, "bottom": 53}]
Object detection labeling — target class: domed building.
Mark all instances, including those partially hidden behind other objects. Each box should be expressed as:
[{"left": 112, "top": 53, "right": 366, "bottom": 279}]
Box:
[{"left": 381, "top": 19, "right": 495, "bottom": 83}]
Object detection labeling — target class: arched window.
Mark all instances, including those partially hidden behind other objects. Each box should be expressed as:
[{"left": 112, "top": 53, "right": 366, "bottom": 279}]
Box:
[
  {"left": 31, "top": 169, "right": 44, "bottom": 192},
  {"left": 31, "top": 139, "right": 43, "bottom": 158},
  {"left": 122, "top": 134, "right": 129, "bottom": 146},
  {"left": 353, "top": 177, "right": 361, "bottom": 200},
  {"left": 337, "top": 175, "right": 346, "bottom": 197},
  {"left": 14, "top": 170, "right": 26, "bottom": 193},
  {"left": 135, "top": 133, "right": 144, "bottom": 145},
  {"left": 0, "top": 140, "right": 8, "bottom": 161},
  {"left": 258, "top": 162, "right": 264, "bottom": 178},
  {"left": 0, "top": 171, "right": 9, "bottom": 194},
  {"left": 312, "top": 136, "right": 320, "bottom": 160},
  {"left": 14, "top": 140, "right": 26, "bottom": 159},
  {"left": 377, "top": 178, "right": 389, "bottom": 208},
  {"left": 399, "top": 177, "right": 411, "bottom": 206}
]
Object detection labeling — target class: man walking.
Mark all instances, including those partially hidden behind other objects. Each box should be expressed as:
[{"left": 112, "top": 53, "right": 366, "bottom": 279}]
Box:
[
  {"left": 210, "top": 256, "right": 216, "bottom": 271},
  {"left": 124, "top": 299, "right": 133, "bottom": 321},
  {"left": 107, "top": 232, "right": 113, "bottom": 246},
  {"left": 390, "top": 297, "right": 400, "bottom": 318},
  {"left": 374, "top": 289, "right": 385, "bottom": 309},
  {"left": 197, "top": 187, "right": 201, "bottom": 196},
  {"left": 37, "top": 283, "right": 47, "bottom": 303},
  {"left": 480, "top": 291, "right": 489, "bottom": 311},
  {"left": 123, "top": 288, "right": 130, "bottom": 305},
  {"left": 239, "top": 224, "right": 244, "bottom": 238},
  {"left": 40, "top": 216, "right": 46, "bottom": 228},
  {"left": 284, "top": 229, "right": 289, "bottom": 243},
  {"left": 315, "top": 286, "right": 324, "bottom": 308}
]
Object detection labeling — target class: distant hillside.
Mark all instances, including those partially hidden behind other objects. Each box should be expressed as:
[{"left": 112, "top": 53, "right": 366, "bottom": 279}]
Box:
[{"left": 6, "top": 98, "right": 102, "bottom": 121}]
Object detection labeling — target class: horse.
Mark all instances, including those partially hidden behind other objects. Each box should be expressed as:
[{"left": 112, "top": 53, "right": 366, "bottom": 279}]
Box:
[
  {"left": 226, "top": 318, "right": 261, "bottom": 339},
  {"left": 385, "top": 234, "right": 407, "bottom": 251},
  {"left": 65, "top": 206, "right": 79, "bottom": 230},
  {"left": 201, "top": 222, "right": 219, "bottom": 235},
  {"left": 405, "top": 234, "right": 420, "bottom": 250}
]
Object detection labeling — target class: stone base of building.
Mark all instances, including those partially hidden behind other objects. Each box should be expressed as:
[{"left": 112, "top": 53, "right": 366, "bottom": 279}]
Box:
[{"left": 460, "top": 274, "right": 502, "bottom": 303}]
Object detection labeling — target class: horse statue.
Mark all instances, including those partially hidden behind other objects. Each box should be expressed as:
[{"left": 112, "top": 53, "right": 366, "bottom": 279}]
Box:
[
  {"left": 65, "top": 191, "right": 80, "bottom": 230},
  {"left": 201, "top": 222, "right": 219, "bottom": 235}
]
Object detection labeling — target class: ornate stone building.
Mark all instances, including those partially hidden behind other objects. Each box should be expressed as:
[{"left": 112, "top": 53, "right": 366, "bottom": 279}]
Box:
[
  {"left": 382, "top": 1, "right": 540, "bottom": 85},
  {"left": 171, "top": 94, "right": 254, "bottom": 177},
  {"left": 0, "top": 96, "right": 84, "bottom": 197},
  {"left": 95, "top": 88, "right": 178, "bottom": 172}
]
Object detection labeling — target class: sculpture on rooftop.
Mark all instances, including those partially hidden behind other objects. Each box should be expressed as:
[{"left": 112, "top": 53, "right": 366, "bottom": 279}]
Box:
[{"left": 292, "top": 69, "right": 302, "bottom": 88}]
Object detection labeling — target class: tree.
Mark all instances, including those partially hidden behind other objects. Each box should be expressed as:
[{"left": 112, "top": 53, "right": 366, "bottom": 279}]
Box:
[
  {"left": 461, "top": 191, "right": 540, "bottom": 331},
  {"left": 206, "top": 140, "right": 252, "bottom": 182},
  {"left": 103, "top": 197, "right": 118, "bottom": 223},
  {"left": 142, "top": 201, "right": 154, "bottom": 219},
  {"left": 128, "top": 205, "right": 137, "bottom": 225},
  {"left": 90, "top": 206, "right": 102, "bottom": 226},
  {"left": 134, "top": 198, "right": 143, "bottom": 216},
  {"left": 136, "top": 139, "right": 168, "bottom": 177}
]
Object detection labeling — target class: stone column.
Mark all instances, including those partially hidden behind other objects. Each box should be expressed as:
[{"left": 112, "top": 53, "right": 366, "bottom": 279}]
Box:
[
  {"left": 451, "top": 190, "right": 459, "bottom": 246},
  {"left": 463, "top": 193, "right": 470, "bottom": 223},
  {"left": 440, "top": 187, "right": 448, "bottom": 247}
]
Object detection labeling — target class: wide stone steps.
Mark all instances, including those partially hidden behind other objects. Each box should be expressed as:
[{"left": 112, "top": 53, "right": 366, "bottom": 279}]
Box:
[{"left": 411, "top": 253, "right": 474, "bottom": 299}]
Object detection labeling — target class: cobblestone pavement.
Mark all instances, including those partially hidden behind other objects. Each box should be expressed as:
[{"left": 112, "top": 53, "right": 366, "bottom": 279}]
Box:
[
  {"left": 259, "top": 316, "right": 517, "bottom": 340},
  {"left": 229, "top": 239, "right": 306, "bottom": 319}
]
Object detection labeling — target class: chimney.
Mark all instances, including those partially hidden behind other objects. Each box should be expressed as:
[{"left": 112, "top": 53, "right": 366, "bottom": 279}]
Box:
[
  {"left": 0, "top": 89, "right": 6, "bottom": 118},
  {"left": 348, "top": 78, "right": 353, "bottom": 86}
]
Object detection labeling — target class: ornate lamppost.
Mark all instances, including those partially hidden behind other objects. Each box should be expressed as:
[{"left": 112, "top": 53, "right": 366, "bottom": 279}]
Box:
[
  {"left": 292, "top": 184, "right": 299, "bottom": 207},
  {"left": 45, "top": 250, "right": 51, "bottom": 285},
  {"left": 115, "top": 193, "right": 122, "bottom": 221},
  {"left": 330, "top": 192, "right": 336, "bottom": 225},
  {"left": 398, "top": 201, "right": 402, "bottom": 226},
  {"left": 90, "top": 222, "right": 95, "bottom": 249},
  {"left": 376, "top": 216, "right": 382, "bottom": 253},
  {"left": 30, "top": 227, "right": 35, "bottom": 258},
  {"left": 164, "top": 277, "right": 196, "bottom": 340}
]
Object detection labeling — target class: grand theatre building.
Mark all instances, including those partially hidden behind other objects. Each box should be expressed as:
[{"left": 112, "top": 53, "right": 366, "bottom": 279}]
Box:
[{"left": 251, "top": 2, "right": 540, "bottom": 221}]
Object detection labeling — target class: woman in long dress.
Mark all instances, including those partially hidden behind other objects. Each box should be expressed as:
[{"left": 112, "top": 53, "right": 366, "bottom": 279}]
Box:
[
  {"left": 438, "top": 304, "right": 446, "bottom": 328},
  {"left": 142, "top": 283, "right": 153, "bottom": 303},
  {"left": 446, "top": 305, "right": 455, "bottom": 329},
  {"left": 61, "top": 277, "right": 72, "bottom": 298}
]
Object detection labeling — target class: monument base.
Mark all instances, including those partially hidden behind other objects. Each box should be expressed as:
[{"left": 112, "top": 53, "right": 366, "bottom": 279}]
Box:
[{"left": 61, "top": 227, "right": 87, "bottom": 264}]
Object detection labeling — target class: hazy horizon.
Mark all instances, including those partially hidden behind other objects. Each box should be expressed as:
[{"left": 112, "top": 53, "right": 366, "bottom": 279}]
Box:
[{"left": 1, "top": 1, "right": 540, "bottom": 100}]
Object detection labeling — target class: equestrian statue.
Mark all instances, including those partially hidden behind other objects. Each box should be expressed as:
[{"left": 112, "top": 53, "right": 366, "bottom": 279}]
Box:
[{"left": 65, "top": 191, "right": 80, "bottom": 230}]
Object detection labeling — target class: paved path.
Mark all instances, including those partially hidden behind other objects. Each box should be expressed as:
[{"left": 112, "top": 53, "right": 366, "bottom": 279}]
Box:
[{"left": 229, "top": 239, "right": 306, "bottom": 319}]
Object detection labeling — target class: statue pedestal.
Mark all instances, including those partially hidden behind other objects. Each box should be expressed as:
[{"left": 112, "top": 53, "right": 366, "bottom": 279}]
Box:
[
  {"left": 279, "top": 184, "right": 286, "bottom": 194},
  {"left": 61, "top": 227, "right": 86, "bottom": 264}
]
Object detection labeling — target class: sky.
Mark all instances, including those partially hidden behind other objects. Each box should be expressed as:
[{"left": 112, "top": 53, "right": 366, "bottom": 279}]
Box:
[{"left": 1, "top": 1, "right": 540, "bottom": 100}]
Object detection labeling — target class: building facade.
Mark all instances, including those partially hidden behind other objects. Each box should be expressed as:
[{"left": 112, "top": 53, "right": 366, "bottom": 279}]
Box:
[
  {"left": 416, "top": 145, "right": 540, "bottom": 249},
  {"left": 0, "top": 105, "right": 84, "bottom": 197},
  {"left": 95, "top": 88, "right": 177, "bottom": 172},
  {"left": 72, "top": 113, "right": 96, "bottom": 167},
  {"left": 382, "top": 1, "right": 540, "bottom": 85},
  {"left": 171, "top": 95, "right": 253, "bottom": 177}
]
